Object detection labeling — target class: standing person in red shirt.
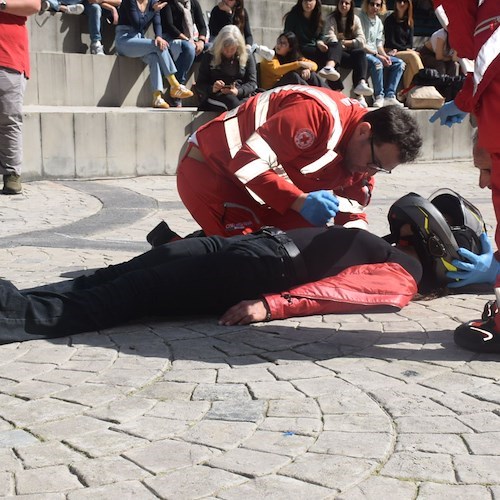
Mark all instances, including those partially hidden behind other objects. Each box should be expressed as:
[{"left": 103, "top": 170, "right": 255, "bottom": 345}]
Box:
[
  {"left": 430, "top": 0, "right": 500, "bottom": 353},
  {"left": 177, "top": 85, "right": 422, "bottom": 237},
  {"left": 0, "top": 0, "right": 39, "bottom": 194}
]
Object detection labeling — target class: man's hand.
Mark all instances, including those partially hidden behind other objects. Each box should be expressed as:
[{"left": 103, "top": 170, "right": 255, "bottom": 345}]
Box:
[
  {"left": 429, "top": 100, "right": 468, "bottom": 128},
  {"left": 219, "top": 299, "right": 268, "bottom": 325},
  {"left": 298, "top": 190, "right": 339, "bottom": 226},
  {"left": 447, "top": 233, "right": 500, "bottom": 287}
]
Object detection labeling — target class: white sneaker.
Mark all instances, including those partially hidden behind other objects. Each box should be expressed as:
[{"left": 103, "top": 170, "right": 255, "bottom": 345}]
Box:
[
  {"left": 65, "top": 4, "right": 84, "bottom": 14},
  {"left": 372, "top": 95, "right": 384, "bottom": 108},
  {"left": 384, "top": 96, "right": 404, "bottom": 107},
  {"left": 39, "top": 0, "right": 50, "bottom": 13},
  {"left": 90, "top": 41, "right": 105, "bottom": 55},
  {"left": 318, "top": 66, "right": 341, "bottom": 82},
  {"left": 356, "top": 95, "right": 368, "bottom": 108},
  {"left": 254, "top": 44, "right": 275, "bottom": 61},
  {"left": 353, "top": 79, "right": 374, "bottom": 97}
]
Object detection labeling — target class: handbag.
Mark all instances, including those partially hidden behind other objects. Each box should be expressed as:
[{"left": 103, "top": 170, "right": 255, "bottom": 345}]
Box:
[{"left": 405, "top": 85, "right": 445, "bottom": 109}]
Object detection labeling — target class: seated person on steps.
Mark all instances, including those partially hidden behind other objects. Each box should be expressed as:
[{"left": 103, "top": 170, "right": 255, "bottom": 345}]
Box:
[
  {"left": 196, "top": 25, "right": 257, "bottom": 112},
  {"left": 114, "top": 0, "right": 193, "bottom": 109}
]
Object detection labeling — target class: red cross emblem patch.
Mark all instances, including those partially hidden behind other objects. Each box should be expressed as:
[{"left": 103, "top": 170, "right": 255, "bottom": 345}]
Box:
[{"left": 294, "top": 128, "right": 315, "bottom": 150}]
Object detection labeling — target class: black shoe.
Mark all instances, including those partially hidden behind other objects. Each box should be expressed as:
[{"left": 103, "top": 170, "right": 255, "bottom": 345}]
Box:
[
  {"left": 146, "top": 221, "right": 180, "bottom": 247},
  {"left": 454, "top": 300, "right": 500, "bottom": 353},
  {"left": 2, "top": 174, "right": 22, "bottom": 195}
]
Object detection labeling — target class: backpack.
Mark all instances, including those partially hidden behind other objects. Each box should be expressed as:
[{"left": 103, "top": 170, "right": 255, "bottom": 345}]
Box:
[{"left": 411, "top": 68, "right": 466, "bottom": 102}]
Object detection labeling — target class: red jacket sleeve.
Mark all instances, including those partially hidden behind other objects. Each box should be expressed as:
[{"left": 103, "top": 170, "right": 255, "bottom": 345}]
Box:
[
  {"left": 229, "top": 100, "right": 334, "bottom": 214},
  {"left": 454, "top": 73, "right": 474, "bottom": 113},
  {"left": 262, "top": 262, "right": 418, "bottom": 320},
  {"left": 438, "top": 0, "right": 477, "bottom": 60}
]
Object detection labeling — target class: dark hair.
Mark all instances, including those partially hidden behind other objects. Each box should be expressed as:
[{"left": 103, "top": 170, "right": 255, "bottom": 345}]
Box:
[
  {"left": 365, "top": 106, "right": 422, "bottom": 163},
  {"left": 233, "top": 0, "right": 246, "bottom": 33},
  {"left": 394, "top": 0, "right": 414, "bottom": 29},
  {"left": 332, "top": 0, "right": 355, "bottom": 39},
  {"left": 276, "top": 31, "right": 302, "bottom": 63},
  {"left": 285, "top": 0, "right": 324, "bottom": 37}
]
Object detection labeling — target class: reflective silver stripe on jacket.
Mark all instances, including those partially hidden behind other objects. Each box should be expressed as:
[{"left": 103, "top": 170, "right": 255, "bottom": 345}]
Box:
[{"left": 473, "top": 22, "right": 500, "bottom": 95}]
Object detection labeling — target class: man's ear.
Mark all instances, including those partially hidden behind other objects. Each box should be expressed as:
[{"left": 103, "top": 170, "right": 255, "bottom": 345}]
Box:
[{"left": 356, "top": 121, "right": 372, "bottom": 138}]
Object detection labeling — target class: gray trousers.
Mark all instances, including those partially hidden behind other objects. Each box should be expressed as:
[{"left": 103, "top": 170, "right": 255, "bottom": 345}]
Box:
[{"left": 0, "top": 67, "right": 26, "bottom": 176}]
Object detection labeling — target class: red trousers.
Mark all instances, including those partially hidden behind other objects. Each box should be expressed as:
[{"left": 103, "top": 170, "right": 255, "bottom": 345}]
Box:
[{"left": 177, "top": 145, "right": 314, "bottom": 237}]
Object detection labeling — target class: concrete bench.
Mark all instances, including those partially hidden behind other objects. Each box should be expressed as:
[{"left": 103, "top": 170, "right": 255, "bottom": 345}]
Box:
[{"left": 22, "top": 105, "right": 472, "bottom": 181}]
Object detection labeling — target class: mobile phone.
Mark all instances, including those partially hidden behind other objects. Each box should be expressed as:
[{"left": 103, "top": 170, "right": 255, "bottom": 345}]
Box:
[{"left": 222, "top": 84, "right": 233, "bottom": 89}]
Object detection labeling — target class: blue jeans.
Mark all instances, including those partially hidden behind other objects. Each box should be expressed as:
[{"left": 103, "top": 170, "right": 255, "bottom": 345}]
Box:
[
  {"left": 83, "top": 1, "right": 102, "bottom": 43},
  {"left": 163, "top": 36, "right": 195, "bottom": 85},
  {"left": 365, "top": 54, "right": 404, "bottom": 98},
  {"left": 46, "top": 0, "right": 81, "bottom": 11},
  {"left": 115, "top": 26, "right": 178, "bottom": 92}
]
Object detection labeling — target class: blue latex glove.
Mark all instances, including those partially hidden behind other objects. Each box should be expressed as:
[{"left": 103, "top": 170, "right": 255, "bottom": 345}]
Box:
[
  {"left": 300, "top": 190, "right": 339, "bottom": 227},
  {"left": 429, "top": 100, "right": 468, "bottom": 128},
  {"left": 447, "top": 233, "right": 500, "bottom": 288}
]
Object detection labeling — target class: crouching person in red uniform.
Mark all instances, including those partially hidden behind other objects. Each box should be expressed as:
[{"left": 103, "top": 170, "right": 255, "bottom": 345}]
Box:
[
  {"left": 177, "top": 85, "right": 422, "bottom": 236},
  {"left": 0, "top": 190, "right": 491, "bottom": 345},
  {"left": 430, "top": 0, "right": 500, "bottom": 353}
]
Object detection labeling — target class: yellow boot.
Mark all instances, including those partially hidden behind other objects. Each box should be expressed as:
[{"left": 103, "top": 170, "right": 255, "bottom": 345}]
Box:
[{"left": 152, "top": 91, "right": 169, "bottom": 109}]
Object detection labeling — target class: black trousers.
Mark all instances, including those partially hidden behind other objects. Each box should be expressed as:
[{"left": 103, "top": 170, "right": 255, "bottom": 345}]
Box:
[
  {"left": 300, "top": 41, "right": 343, "bottom": 68},
  {"left": 339, "top": 48, "right": 368, "bottom": 88},
  {"left": 0, "top": 227, "right": 421, "bottom": 343},
  {"left": 274, "top": 71, "right": 327, "bottom": 89},
  {"left": 0, "top": 234, "right": 297, "bottom": 343}
]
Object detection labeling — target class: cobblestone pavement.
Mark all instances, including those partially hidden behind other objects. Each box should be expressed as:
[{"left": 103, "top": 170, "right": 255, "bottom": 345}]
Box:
[{"left": 0, "top": 162, "right": 499, "bottom": 499}]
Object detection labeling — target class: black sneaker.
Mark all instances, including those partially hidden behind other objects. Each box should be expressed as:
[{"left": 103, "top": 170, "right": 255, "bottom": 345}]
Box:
[
  {"left": 454, "top": 300, "right": 500, "bottom": 353},
  {"left": 2, "top": 174, "right": 22, "bottom": 195}
]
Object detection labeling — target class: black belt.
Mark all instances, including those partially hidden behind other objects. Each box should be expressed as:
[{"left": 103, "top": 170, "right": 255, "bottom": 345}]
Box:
[{"left": 254, "top": 226, "right": 308, "bottom": 284}]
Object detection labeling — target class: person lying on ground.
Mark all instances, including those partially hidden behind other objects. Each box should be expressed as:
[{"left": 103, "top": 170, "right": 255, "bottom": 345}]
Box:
[{"left": 0, "top": 190, "right": 494, "bottom": 351}]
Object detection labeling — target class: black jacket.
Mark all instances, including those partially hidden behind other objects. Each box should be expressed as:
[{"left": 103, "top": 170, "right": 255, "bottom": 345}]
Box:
[
  {"left": 383, "top": 13, "right": 414, "bottom": 51},
  {"left": 160, "top": 0, "right": 207, "bottom": 39},
  {"left": 196, "top": 51, "right": 258, "bottom": 101},
  {"left": 208, "top": 5, "right": 253, "bottom": 45}
]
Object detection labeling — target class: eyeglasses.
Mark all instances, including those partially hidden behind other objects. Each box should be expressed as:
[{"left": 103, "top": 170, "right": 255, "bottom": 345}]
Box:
[
  {"left": 369, "top": 1, "right": 382, "bottom": 7},
  {"left": 367, "top": 136, "right": 391, "bottom": 174},
  {"left": 276, "top": 39, "right": 289, "bottom": 45}
]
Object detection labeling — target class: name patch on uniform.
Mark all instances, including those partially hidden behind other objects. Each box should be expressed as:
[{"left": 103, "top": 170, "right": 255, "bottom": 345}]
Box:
[{"left": 294, "top": 128, "right": 315, "bottom": 149}]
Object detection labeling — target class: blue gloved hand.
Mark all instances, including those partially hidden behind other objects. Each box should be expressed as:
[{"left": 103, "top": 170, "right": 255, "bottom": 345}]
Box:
[
  {"left": 300, "top": 190, "right": 339, "bottom": 227},
  {"left": 429, "top": 100, "right": 468, "bottom": 128},
  {"left": 447, "top": 233, "right": 500, "bottom": 288}
]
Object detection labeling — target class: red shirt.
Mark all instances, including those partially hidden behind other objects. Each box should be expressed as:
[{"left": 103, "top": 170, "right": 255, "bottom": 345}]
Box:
[{"left": 0, "top": 12, "right": 30, "bottom": 77}]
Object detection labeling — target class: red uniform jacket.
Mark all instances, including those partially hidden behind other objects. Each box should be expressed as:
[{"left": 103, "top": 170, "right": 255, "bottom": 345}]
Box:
[
  {"left": 435, "top": 0, "right": 500, "bottom": 151},
  {"left": 263, "top": 262, "right": 418, "bottom": 320},
  {"left": 194, "top": 85, "right": 373, "bottom": 227}
]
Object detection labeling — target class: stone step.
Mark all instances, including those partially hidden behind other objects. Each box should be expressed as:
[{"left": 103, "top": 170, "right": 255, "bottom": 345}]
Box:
[
  {"left": 22, "top": 105, "right": 216, "bottom": 180},
  {"left": 21, "top": 105, "right": 472, "bottom": 182},
  {"left": 26, "top": 51, "right": 155, "bottom": 107}
]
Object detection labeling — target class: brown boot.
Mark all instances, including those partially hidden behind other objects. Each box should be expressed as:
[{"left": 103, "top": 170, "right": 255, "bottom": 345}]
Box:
[{"left": 2, "top": 174, "right": 22, "bottom": 195}]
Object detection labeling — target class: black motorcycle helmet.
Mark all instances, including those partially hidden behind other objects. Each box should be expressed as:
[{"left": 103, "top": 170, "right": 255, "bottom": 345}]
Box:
[{"left": 385, "top": 189, "right": 485, "bottom": 293}]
